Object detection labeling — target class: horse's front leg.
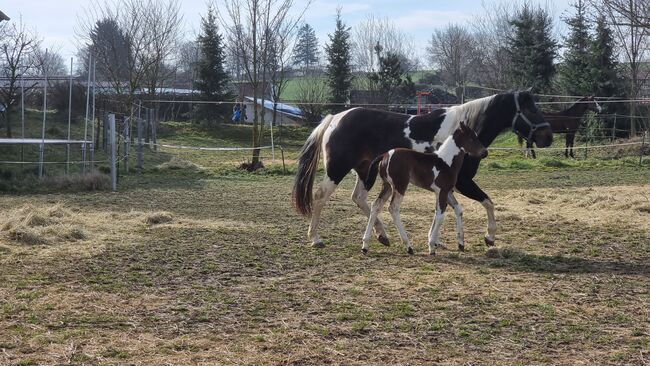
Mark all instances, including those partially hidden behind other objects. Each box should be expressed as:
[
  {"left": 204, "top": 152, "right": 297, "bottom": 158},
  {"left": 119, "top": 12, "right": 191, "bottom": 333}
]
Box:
[
  {"left": 455, "top": 178, "right": 496, "bottom": 247},
  {"left": 447, "top": 192, "right": 464, "bottom": 251},
  {"left": 388, "top": 192, "right": 413, "bottom": 255}
]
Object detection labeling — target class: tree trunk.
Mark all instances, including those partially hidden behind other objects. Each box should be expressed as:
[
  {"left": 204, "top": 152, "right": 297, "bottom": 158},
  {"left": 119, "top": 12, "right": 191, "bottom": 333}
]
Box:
[{"left": 5, "top": 109, "right": 12, "bottom": 138}]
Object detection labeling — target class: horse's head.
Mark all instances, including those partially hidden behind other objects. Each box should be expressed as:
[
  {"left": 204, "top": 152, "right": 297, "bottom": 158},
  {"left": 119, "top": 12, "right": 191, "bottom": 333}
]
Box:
[
  {"left": 455, "top": 121, "right": 488, "bottom": 159},
  {"left": 512, "top": 91, "right": 553, "bottom": 148},
  {"left": 583, "top": 96, "right": 602, "bottom": 113}
]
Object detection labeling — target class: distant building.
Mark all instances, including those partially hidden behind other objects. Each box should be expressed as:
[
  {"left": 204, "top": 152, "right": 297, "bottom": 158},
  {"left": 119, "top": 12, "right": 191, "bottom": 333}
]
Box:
[{"left": 242, "top": 97, "right": 305, "bottom": 125}]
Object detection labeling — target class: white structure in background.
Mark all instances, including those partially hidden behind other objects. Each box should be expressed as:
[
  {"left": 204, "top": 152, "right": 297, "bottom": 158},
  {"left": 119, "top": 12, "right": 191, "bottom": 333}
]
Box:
[{"left": 243, "top": 97, "right": 305, "bottom": 126}]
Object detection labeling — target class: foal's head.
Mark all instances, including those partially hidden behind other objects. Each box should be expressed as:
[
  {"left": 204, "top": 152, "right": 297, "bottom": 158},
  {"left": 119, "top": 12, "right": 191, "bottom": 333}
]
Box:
[{"left": 454, "top": 122, "right": 488, "bottom": 159}]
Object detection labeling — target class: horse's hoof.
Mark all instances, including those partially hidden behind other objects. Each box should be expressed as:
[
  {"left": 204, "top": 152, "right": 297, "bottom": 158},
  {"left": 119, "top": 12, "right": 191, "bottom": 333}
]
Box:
[
  {"left": 458, "top": 244, "right": 465, "bottom": 252},
  {"left": 429, "top": 251, "right": 436, "bottom": 256},
  {"left": 436, "top": 243, "right": 448, "bottom": 250},
  {"left": 311, "top": 241, "right": 326, "bottom": 248},
  {"left": 484, "top": 236, "right": 495, "bottom": 247},
  {"left": 362, "top": 248, "right": 368, "bottom": 255},
  {"left": 407, "top": 247, "right": 414, "bottom": 255},
  {"left": 377, "top": 235, "right": 390, "bottom": 246}
]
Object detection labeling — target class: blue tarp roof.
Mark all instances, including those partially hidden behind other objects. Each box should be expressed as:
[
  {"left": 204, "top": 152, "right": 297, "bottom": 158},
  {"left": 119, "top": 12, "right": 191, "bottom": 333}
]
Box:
[{"left": 244, "top": 97, "right": 303, "bottom": 118}]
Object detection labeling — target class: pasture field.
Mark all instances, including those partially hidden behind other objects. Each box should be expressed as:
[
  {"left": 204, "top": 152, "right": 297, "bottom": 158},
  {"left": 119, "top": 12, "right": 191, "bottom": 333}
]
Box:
[{"left": 1, "top": 120, "right": 649, "bottom": 365}]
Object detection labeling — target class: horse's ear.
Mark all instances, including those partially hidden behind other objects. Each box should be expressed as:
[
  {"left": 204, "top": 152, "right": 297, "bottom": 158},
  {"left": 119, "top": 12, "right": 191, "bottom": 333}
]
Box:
[{"left": 525, "top": 87, "right": 533, "bottom": 93}]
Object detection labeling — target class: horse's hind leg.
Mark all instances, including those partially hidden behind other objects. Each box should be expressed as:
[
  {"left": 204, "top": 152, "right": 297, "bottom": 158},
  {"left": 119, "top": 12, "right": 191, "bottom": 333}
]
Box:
[
  {"left": 388, "top": 192, "right": 413, "bottom": 255},
  {"left": 528, "top": 142, "right": 537, "bottom": 159},
  {"left": 447, "top": 192, "right": 465, "bottom": 251},
  {"left": 308, "top": 177, "right": 337, "bottom": 248},
  {"left": 362, "top": 182, "right": 391, "bottom": 254},
  {"left": 352, "top": 172, "right": 389, "bottom": 245}
]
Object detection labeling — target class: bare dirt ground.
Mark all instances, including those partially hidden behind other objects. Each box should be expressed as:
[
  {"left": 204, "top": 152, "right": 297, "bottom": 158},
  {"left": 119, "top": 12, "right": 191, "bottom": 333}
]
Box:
[{"left": 0, "top": 170, "right": 649, "bottom": 365}]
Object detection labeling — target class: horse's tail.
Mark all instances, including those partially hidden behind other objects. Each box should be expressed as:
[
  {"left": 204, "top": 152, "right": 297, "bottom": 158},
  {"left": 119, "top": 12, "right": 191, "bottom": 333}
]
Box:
[
  {"left": 365, "top": 154, "right": 385, "bottom": 191},
  {"left": 292, "top": 114, "right": 335, "bottom": 217}
]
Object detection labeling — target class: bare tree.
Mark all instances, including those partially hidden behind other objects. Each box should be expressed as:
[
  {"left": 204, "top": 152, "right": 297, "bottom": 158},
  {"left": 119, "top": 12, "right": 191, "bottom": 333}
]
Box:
[
  {"left": 353, "top": 14, "right": 414, "bottom": 73},
  {"left": 471, "top": 1, "right": 515, "bottom": 89},
  {"left": 31, "top": 46, "right": 67, "bottom": 77},
  {"left": 141, "top": 0, "right": 183, "bottom": 99},
  {"left": 427, "top": 24, "right": 479, "bottom": 101},
  {"left": 220, "top": 0, "right": 309, "bottom": 169},
  {"left": 0, "top": 17, "right": 39, "bottom": 137},
  {"left": 600, "top": 0, "right": 650, "bottom": 135},
  {"left": 77, "top": 0, "right": 182, "bottom": 116},
  {"left": 295, "top": 76, "right": 328, "bottom": 123}
]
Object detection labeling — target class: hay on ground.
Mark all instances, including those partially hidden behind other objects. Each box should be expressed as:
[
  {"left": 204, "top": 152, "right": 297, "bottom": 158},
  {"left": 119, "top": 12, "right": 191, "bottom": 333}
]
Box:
[
  {"left": 145, "top": 211, "right": 174, "bottom": 225},
  {"left": 156, "top": 157, "right": 203, "bottom": 171}
]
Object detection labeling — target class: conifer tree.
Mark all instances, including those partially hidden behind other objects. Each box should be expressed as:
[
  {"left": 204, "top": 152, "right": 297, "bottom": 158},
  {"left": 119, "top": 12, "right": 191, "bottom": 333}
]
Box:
[
  {"left": 589, "top": 15, "right": 620, "bottom": 98},
  {"left": 292, "top": 23, "right": 320, "bottom": 70},
  {"left": 194, "top": 5, "right": 231, "bottom": 122},
  {"left": 558, "top": 0, "right": 592, "bottom": 95},
  {"left": 325, "top": 10, "right": 353, "bottom": 113},
  {"left": 507, "top": 4, "right": 558, "bottom": 92}
]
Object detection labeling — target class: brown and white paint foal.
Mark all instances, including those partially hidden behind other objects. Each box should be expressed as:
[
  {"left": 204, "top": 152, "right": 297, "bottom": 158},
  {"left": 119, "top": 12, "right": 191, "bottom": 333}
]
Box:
[{"left": 362, "top": 122, "right": 488, "bottom": 255}]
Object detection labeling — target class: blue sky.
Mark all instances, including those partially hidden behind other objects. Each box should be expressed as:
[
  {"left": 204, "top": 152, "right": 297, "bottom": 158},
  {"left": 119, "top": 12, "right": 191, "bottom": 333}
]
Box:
[{"left": 2, "top": 0, "right": 572, "bottom": 62}]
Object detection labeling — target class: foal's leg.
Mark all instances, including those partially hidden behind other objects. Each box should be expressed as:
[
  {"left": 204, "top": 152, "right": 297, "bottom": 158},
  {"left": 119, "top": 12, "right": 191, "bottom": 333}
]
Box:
[
  {"left": 308, "top": 177, "right": 337, "bottom": 247},
  {"left": 428, "top": 192, "right": 448, "bottom": 255},
  {"left": 447, "top": 192, "right": 465, "bottom": 251},
  {"left": 387, "top": 192, "right": 413, "bottom": 255},
  {"left": 455, "top": 178, "right": 496, "bottom": 247},
  {"left": 361, "top": 182, "right": 391, "bottom": 254},
  {"left": 352, "top": 174, "right": 389, "bottom": 245}
]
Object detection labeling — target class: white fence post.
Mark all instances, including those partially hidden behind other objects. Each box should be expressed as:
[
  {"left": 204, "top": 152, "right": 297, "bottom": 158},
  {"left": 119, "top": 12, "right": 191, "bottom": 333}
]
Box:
[
  {"left": 137, "top": 117, "right": 143, "bottom": 171},
  {"left": 109, "top": 114, "right": 117, "bottom": 192}
]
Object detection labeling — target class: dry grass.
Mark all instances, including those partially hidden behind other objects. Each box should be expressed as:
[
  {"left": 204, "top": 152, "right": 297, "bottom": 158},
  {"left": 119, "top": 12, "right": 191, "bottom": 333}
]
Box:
[
  {"left": 144, "top": 211, "right": 174, "bottom": 225},
  {"left": 47, "top": 171, "right": 111, "bottom": 191},
  {"left": 0, "top": 204, "right": 87, "bottom": 245},
  {"left": 0, "top": 171, "right": 648, "bottom": 365},
  {"left": 155, "top": 156, "right": 203, "bottom": 172}
]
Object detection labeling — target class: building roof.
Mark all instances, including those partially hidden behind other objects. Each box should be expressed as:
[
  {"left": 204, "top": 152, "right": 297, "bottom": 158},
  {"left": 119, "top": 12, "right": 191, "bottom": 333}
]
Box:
[{"left": 0, "top": 10, "right": 10, "bottom": 21}]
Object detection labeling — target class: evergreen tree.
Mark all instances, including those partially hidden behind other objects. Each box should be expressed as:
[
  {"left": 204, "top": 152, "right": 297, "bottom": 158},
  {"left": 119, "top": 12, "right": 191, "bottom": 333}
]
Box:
[
  {"left": 325, "top": 10, "right": 353, "bottom": 113},
  {"left": 507, "top": 4, "right": 558, "bottom": 92},
  {"left": 558, "top": 0, "right": 592, "bottom": 96},
  {"left": 292, "top": 23, "right": 320, "bottom": 70},
  {"left": 194, "top": 5, "right": 231, "bottom": 123},
  {"left": 589, "top": 15, "right": 620, "bottom": 98},
  {"left": 368, "top": 44, "right": 406, "bottom": 106}
]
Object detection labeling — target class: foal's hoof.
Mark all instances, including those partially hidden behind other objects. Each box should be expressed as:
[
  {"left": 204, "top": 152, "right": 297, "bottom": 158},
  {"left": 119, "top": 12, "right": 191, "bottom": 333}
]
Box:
[
  {"left": 484, "top": 236, "right": 495, "bottom": 247},
  {"left": 429, "top": 251, "right": 436, "bottom": 256},
  {"left": 311, "top": 241, "right": 326, "bottom": 248},
  {"left": 362, "top": 248, "right": 368, "bottom": 255},
  {"left": 407, "top": 247, "right": 414, "bottom": 255},
  {"left": 377, "top": 235, "right": 390, "bottom": 246},
  {"left": 458, "top": 244, "right": 465, "bottom": 252}
]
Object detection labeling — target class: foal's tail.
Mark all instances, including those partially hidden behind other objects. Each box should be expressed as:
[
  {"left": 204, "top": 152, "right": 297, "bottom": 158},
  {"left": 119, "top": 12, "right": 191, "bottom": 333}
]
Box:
[
  {"left": 292, "top": 114, "right": 335, "bottom": 217},
  {"left": 364, "top": 154, "right": 385, "bottom": 191}
]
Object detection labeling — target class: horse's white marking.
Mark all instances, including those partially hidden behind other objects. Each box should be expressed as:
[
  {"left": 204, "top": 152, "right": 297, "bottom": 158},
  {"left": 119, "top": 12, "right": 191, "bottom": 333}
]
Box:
[
  {"left": 481, "top": 198, "right": 496, "bottom": 242},
  {"left": 403, "top": 115, "right": 433, "bottom": 152},
  {"left": 321, "top": 108, "right": 360, "bottom": 169},
  {"left": 433, "top": 95, "right": 495, "bottom": 142},
  {"left": 435, "top": 135, "right": 461, "bottom": 167},
  {"left": 385, "top": 149, "right": 395, "bottom": 185},
  {"left": 308, "top": 176, "right": 337, "bottom": 245}
]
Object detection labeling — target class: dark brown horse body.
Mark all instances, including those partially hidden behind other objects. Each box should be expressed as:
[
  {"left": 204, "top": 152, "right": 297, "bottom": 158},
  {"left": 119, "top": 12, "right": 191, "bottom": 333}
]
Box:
[
  {"left": 519, "top": 96, "right": 601, "bottom": 158},
  {"left": 293, "top": 91, "right": 553, "bottom": 249}
]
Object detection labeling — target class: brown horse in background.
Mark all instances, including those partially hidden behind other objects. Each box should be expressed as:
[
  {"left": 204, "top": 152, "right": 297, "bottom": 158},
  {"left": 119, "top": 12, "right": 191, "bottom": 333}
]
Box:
[{"left": 519, "top": 96, "right": 602, "bottom": 158}]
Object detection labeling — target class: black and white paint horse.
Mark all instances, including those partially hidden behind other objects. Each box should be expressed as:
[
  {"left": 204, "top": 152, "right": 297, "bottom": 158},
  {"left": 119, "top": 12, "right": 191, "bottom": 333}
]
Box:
[
  {"left": 292, "top": 91, "right": 553, "bottom": 248},
  {"left": 362, "top": 122, "right": 488, "bottom": 255}
]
